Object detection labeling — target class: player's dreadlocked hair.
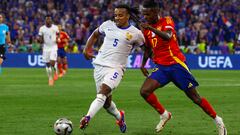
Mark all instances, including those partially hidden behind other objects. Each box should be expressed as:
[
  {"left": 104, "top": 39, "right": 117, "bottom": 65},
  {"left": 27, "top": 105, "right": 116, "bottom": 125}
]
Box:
[
  {"left": 115, "top": 4, "right": 141, "bottom": 24},
  {"left": 142, "top": 0, "right": 159, "bottom": 9},
  {"left": 115, "top": 4, "right": 140, "bottom": 15}
]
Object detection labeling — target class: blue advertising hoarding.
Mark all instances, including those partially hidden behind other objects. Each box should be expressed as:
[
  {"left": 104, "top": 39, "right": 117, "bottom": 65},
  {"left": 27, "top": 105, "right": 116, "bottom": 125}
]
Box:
[{"left": 2, "top": 53, "right": 240, "bottom": 70}]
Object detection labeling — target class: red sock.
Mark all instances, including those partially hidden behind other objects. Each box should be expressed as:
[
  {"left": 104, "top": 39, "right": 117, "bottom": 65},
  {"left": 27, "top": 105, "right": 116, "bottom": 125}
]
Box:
[
  {"left": 58, "top": 63, "right": 63, "bottom": 74},
  {"left": 63, "top": 63, "right": 68, "bottom": 71},
  {"left": 199, "top": 97, "right": 217, "bottom": 118},
  {"left": 146, "top": 93, "right": 165, "bottom": 114}
]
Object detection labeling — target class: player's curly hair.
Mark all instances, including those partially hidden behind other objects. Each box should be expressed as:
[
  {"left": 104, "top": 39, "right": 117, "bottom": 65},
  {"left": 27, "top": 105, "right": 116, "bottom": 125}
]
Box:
[
  {"left": 115, "top": 4, "right": 141, "bottom": 23},
  {"left": 115, "top": 4, "right": 140, "bottom": 15}
]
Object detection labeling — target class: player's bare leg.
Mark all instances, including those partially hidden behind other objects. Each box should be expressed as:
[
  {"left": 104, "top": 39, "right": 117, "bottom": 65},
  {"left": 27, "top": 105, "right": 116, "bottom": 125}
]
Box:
[
  {"left": 140, "top": 78, "right": 171, "bottom": 132},
  {"left": 50, "top": 60, "right": 58, "bottom": 81},
  {"left": 62, "top": 57, "right": 68, "bottom": 75},
  {"left": 185, "top": 88, "right": 227, "bottom": 135},
  {"left": 46, "top": 63, "right": 54, "bottom": 86},
  {"left": 57, "top": 57, "right": 64, "bottom": 77},
  {"left": 80, "top": 83, "right": 110, "bottom": 130},
  {"left": 103, "top": 96, "right": 126, "bottom": 133},
  {"left": 0, "top": 58, "right": 3, "bottom": 74}
]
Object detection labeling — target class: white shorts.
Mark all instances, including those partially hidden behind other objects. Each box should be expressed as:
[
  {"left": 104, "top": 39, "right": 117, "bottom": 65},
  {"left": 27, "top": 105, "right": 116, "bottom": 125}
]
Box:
[
  {"left": 94, "top": 65, "right": 124, "bottom": 93},
  {"left": 42, "top": 49, "right": 57, "bottom": 63}
]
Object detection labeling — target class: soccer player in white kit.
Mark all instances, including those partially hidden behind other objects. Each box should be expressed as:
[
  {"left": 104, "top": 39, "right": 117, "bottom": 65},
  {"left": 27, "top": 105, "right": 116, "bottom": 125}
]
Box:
[
  {"left": 80, "top": 4, "right": 145, "bottom": 133},
  {"left": 38, "top": 15, "right": 59, "bottom": 86}
]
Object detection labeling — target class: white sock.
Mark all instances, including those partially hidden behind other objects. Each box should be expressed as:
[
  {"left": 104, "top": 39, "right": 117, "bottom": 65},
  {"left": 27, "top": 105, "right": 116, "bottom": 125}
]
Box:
[
  {"left": 87, "top": 94, "right": 107, "bottom": 118},
  {"left": 46, "top": 67, "right": 53, "bottom": 80},
  {"left": 106, "top": 101, "right": 121, "bottom": 120},
  {"left": 214, "top": 115, "right": 224, "bottom": 126},
  {"left": 160, "top": 110, "right": 169, "bottom": 118},
  {"left": 54, "top": 63, "right": 58, "bottom": 74}
]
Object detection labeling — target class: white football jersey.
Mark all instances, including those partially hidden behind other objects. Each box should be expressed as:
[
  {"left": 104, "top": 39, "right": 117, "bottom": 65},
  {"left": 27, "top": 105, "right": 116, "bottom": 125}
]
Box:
[
  {"left": 39, "top": 24, "right": 59, "bottom": 51},
  {"left": 93, "top": 20, "right": 145, "bottom": 68}
]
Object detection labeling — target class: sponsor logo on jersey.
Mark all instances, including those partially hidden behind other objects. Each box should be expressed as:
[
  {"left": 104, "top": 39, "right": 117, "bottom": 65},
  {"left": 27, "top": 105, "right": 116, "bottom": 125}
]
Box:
[{"left": 188, "top": 83, "right": 193, "bottom": 88}]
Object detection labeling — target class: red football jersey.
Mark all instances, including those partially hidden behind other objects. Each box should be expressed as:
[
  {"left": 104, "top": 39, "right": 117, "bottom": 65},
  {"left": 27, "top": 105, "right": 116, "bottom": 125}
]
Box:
[
  {"left": 143, "top": 16, "right": 186, "bottom": 65},
  {"left": 58, "top": 31, "right": 70, "bottom": 48}
]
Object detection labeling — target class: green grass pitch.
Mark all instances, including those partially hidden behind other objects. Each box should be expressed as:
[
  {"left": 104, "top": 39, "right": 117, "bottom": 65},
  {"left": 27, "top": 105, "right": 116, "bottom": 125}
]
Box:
[{"left": 0, "top": 68, "right": 239, "bottom": 135}]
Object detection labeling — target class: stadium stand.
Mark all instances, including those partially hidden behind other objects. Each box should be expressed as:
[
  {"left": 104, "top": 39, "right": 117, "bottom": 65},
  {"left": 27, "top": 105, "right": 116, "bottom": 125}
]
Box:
[{"left": 0, "top": 0, "right": 239, "bottom": 54}]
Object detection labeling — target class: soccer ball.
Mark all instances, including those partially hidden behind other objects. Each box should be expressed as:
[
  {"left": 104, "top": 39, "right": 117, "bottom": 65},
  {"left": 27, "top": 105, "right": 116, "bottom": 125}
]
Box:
[{"left": 54, "top": 118, "right": 73, "bottom": 135}]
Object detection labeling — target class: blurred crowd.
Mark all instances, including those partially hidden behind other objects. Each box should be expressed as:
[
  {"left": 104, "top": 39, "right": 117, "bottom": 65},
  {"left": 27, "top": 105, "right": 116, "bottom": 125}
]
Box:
[{"left": 0, "top": 0, "right": 239, "bottom": 54}]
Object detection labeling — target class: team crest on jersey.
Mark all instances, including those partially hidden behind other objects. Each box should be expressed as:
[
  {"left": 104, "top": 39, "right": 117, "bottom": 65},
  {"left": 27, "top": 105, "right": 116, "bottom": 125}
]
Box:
[
  {"left": 157, "top": 26, "right": 162, "bottom": 31},
  {"left": 126, "top": 32, "right": 133, "bottom": 41}
]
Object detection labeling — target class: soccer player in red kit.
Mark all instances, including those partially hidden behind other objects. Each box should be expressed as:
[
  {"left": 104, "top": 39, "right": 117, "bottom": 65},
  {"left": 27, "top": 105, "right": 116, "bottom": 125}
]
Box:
[
  {"left": 139, "top": 1, "right": 227, "bottom": 135},
  {"left": 57, "top": 25, "right": 70, "bottom": 77}
]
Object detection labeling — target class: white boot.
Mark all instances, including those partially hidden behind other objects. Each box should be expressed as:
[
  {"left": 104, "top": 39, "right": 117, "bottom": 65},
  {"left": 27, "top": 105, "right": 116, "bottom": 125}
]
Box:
[
  {"left": 215, "top": 116, "right": 227, "bottom": 135},
  {"left": 155, "top": 110, "right": 172, "bottom": 133}
]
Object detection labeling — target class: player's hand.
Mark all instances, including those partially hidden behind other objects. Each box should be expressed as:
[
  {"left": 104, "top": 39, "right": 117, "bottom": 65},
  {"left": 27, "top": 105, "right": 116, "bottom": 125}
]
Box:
[
  {"left": 57, "top": 38, "right": 61, "bottom": 43},
  {"left": 140, "top": 66, "right": 149, "bottom": 77},
  {"left": 83, "top": 48, "right": 95, "bottom": 60}
]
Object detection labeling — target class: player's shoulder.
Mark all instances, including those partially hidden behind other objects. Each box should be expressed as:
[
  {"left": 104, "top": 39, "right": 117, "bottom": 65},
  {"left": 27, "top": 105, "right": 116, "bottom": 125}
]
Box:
[
  {"left": 102, "top": 20, "right": 115, "bottom": 26},
  {"left": 52, "top": 24, "right": 58, "bottom": 28},
  {"left": 62, "top": 31, "right": 69, "bottom": 37},
  {"left": 1, "top": 23, "right": 8, "bottom": 28},
  {"left": 99, "top": 20, "right": 116, "bottom": 31},
  {"left": 129, "top": 25, "right": 141, "bottom": 31},
  {"left": 51, "top": 24, "right": 59, "bottom": 30},
  {"left": 39, "top": 25, "right": 46, "bottom": 30},
  {"left": 127, "top": 25, "right": 142, "bottom": 36},
  {"left": 163, "top": 16, "right": 174, "bottom": 25}
]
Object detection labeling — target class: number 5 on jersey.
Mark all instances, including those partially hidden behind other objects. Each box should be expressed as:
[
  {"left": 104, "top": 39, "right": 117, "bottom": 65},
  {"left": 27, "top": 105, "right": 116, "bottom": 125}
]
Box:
[{"left": 113, "top": 39, "right": 119, "bottom": 47}]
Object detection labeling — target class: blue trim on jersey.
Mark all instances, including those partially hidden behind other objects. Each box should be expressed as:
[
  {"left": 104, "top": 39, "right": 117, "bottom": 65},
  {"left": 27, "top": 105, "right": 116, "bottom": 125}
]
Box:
[
  {"left": 149, "top": 63, "right": 199, "bottom": 91},
  {"left": 98, "top": 28, "right": 105, "bottom": 36},
  {"left": 117, "top": 23, "right": 131, "bottom": 30}
]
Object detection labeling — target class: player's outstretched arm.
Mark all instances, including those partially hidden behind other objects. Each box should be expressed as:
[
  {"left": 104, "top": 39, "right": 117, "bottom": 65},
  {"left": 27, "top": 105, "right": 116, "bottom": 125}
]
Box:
[
  {"left": 37, "top": 35, "right": 44, "bottom": 44},
  {"left": 140, "top": 23, "right": 172, "bottom": 40},
  {"left": 83, "top": 28, "right": 100, "bottom": 60},
  {"left": 6, "top": 31, "right": 13, "bottom": 47},
  {"left": 140, "top": 45, "right": 151, "bottom": 77}
]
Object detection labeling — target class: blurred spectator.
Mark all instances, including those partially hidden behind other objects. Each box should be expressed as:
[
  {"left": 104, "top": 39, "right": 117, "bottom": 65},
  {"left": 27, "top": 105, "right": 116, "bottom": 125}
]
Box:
[
  {"left": 0, "top": 0, "right": 239, "bottom": 54},
  {"left": 17, "top": 40, "right": 28, "bottom": 53},
  {"left": 197, "top": 38, "right": 207, "bottom": 54},
  {"left": 219, "top": 41, "right": 230, "bottom": 54},
  {"left": 31, "top": 37, "right": 41, "bottom": 53},
  {"left": 65, "top": 42, "right": 79, "bottom": 53}
]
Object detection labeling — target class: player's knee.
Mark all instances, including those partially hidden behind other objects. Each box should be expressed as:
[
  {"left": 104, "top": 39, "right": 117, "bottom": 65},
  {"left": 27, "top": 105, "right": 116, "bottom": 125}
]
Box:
[
  {"left": 140, "top": 87, "right": 150, "bottom": 98},
  {"left": 192, "top": 97, "right": 202, "bottom": 105},
  {"left": 46, "top": 63, "right": 51, "bottom": 67},
  {"left": 96, "top": 94, "right": 107, "bottom": 104},
  {"left": 103, "top": 101, "right": 111, "bottom": 109}
]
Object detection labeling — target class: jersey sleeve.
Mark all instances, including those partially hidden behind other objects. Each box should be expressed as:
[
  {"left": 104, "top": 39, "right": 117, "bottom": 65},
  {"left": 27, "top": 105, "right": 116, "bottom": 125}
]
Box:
[
  {"left": 63, "top": 32, "right": 70, "bottom": 40},
  {"left": 65, "top": 32, "right": 70, "bottom": 40},
  {"left": 135, "top": 31, "right": 145, "bottom": 47},
  {"left": 98, "top": 20, "right": 109, "bottom": 35},
  {"left": 5, "top": 24, "right": 9, "bottom": 32},
  {"left": 38, "top": 27, "right": 43, "bottom": 36},
  {"left": 162, "top": 16, "right": 175, "bottom": 32}
]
